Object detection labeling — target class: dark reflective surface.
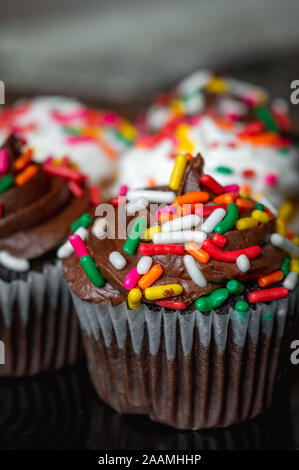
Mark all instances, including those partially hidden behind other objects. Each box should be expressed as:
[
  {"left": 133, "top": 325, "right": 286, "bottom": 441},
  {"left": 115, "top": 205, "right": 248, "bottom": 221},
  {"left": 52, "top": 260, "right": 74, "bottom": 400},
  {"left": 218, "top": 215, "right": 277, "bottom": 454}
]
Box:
[{"left": 0, "top": 361, "right": 297, "bottom": 450}]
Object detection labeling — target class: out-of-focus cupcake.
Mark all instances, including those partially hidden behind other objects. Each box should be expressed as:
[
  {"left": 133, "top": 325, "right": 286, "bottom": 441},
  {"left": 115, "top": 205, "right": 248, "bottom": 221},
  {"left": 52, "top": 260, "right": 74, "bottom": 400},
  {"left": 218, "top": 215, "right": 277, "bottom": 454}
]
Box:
[
  {"left": 0, "top": 96, "right": 136, "bottom": 194},
  {"left": 63, "top": 153, "right": 299, "bottom": 430},
  {"left": 118, "top": 71, "right": 299, "bottom": 212},
  {"left": 0, "top": 134, "right": 90, "bottom": 376}
]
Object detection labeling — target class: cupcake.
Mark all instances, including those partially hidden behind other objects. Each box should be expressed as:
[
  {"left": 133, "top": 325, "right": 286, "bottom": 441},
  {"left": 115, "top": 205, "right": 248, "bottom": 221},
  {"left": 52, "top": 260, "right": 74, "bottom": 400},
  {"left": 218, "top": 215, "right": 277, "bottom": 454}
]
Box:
[
  {"left": 0, "top": 96, "right": 135, "bottom": 191},
  {"left": 0, "top": 134, "right": 90, "bottom": 376},
  {"left": 63, "top": 153, "right": 299, "bottom": 430},
  {"left": 119, "top": 71, "right": 299, "bottom": 211}
]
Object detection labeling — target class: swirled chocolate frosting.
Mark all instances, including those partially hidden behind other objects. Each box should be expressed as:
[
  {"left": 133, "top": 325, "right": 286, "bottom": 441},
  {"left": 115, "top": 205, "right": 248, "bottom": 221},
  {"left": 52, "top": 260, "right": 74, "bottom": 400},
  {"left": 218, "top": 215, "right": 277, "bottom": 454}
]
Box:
[
  {"left": 0, "top": 135, "right": 90, "bottom": 261},
  {"left": 63, "top": 154, "right": 286, "bottom": 309}
]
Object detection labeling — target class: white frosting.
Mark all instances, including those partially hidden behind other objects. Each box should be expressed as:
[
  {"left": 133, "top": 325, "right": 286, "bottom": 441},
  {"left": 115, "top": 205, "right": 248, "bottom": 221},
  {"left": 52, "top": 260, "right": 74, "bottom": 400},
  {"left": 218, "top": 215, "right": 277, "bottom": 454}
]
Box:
[{"left": 0, "top": 96, "right": 132, "bottom": 184}]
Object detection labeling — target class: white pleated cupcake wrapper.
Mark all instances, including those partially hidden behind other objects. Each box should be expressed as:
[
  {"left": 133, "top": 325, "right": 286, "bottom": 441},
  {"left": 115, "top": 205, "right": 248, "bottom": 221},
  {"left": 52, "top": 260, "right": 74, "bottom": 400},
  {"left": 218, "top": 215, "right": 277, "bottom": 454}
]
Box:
[
  {"left": 71, "top": 286, "right": 298, "bottom": 361},
  {"left": 0, "top": 261, "right": 70, "bottom": 326}
]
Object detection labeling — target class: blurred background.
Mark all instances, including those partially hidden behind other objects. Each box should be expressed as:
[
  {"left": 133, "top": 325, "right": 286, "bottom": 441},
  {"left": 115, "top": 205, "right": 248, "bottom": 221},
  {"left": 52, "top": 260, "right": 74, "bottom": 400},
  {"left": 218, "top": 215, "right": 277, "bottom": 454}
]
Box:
[{"left": 0, "top": 0, "right": 298, "bottom": 122}]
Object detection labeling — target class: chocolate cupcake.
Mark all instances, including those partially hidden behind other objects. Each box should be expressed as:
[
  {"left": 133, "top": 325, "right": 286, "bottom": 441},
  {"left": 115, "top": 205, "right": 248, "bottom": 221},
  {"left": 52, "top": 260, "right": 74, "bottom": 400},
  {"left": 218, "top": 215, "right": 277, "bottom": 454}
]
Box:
[
  {"left": 63, "top": 153, "right": 299, "bottom": 430},
  {"left": 0, "top": 135, "right": 90, "bottom": 376}
]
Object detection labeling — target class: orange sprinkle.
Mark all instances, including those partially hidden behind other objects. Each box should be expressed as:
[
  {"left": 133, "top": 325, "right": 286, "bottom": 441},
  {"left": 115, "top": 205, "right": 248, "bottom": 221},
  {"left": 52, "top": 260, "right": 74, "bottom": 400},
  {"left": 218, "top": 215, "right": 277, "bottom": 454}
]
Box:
[
  {"left": 15, "top": 164, "right": 38, "bottom": 186},
  {"left": 147, "top": 177, "right": 157, "bottom": 187},
  {"left": 258, "top": 270, "right": 283, "bottom": 288},
  {"left": 185, "top": 242, "right": 210, "bottom": 264},
  {"left": 286, "top": 230, "right": 294, "bottom": 240},
  {"left": 185, "top": 152, "right": 193, "bottom": 161},
  {"left": 264, "top": 207, "right": 275, "bottom": 221},
  {"left": 240, "top": 184, "right": 251, "bottom": 195},
  {"left": 213, "top": 193, "right": 234, "bottom": 205},
  {"left": 138, "top": 264, "right": 164, "bottom": 290},
  {"left": 236, "top": 198, "right": 254, "bottom": 210},
  {"left": 173, "top": 191, "right": 209, "bottom": 205},
  {"left": 214, "top": 118, "right": 234, "bottom": 130},
  {"left": 158, "top": 212, "right": 176, "bottom": 223},
  {"left": 14, "top": 148, "right": 33, "bottom": 171},
  {"left": 96, "top": 139, "right": 118, "bottom": 160}
]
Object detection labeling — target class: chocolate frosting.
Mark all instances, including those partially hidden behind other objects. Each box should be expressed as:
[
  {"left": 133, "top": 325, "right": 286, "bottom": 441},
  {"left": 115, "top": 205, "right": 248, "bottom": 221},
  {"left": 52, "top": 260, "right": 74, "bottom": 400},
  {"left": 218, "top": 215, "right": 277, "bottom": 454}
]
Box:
[
  {"left": 0, "top": 135, "right": 90, "bottom": 260},
  {"left": 63, "top": 154, "right": 285, "bottom": 308}
]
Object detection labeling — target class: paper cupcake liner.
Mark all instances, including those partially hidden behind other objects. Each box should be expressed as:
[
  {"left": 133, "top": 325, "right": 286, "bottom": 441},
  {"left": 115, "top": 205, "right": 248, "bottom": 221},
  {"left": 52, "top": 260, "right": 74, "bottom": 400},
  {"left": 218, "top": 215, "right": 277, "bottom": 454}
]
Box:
[
  {"left": 71, "top": 287, "right": 299, "bottom": 430},
  {"left": 0, "top": 263, "right": 82, "bottom": 377}
]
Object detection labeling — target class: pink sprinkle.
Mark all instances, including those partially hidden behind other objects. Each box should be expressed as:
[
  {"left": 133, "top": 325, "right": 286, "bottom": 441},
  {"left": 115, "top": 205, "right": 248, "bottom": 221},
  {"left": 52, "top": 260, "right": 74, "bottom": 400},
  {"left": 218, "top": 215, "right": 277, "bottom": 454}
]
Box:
[
  {"left": 89, "top": 186, "right": 101, "bottom": 206},
  {"left": 224, "top": 184, "right": 239, "bottom": 192},
  {"left": 0, "top": 149, "right": 9, "bottom": 174},
  {"left": 227, "top": 113, "right": 239, "bottom": 121},
  {"left": 66, "top": 136, "right": 95, "bottom": 144},
  {"left": 189, "top": 115, "right": 201, "bottom": 126},
  {"left": 69, "top": 234, "right": 89, "bottom": 259},
  {"left": 155, "top": 204, "right": 176, "bottom": 219},
  {"left": 68, "top": 180, "right": 84, "bottom": 197},
  {"left": 102, "top": 112, "right": 119, "bottom": 125},
  {"left": 118, "top": 185, "right": 128, "bottom": 196},
  {"left": 51, "top": 108, "right": 89, "bottom": 124},
  {"left": 264, "top": 173, "right": 278, "bottom": 186},
  {"left": 123, "top": 267, "right": 141, "bottom": 290}
]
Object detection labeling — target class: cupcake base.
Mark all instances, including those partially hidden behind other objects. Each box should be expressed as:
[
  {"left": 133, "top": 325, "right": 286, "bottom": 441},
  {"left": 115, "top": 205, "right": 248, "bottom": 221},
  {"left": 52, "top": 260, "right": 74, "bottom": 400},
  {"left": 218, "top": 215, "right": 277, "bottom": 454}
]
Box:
[
  {"left": 72, "top": 290, "right": 298, "bottom": 430},
  {"left": 0, "top": 264, "right": 82, "bottom": 377}
]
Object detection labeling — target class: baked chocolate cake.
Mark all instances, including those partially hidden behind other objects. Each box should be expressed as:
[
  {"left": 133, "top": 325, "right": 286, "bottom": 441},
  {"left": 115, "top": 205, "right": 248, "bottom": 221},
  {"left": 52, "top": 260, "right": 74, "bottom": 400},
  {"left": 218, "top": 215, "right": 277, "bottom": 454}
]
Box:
[
  {"left": 63, "top": 153, "right": 299, "bottom": 430},
  {"left": 0, "top": 135, "right": 90, "bottom": 376}
]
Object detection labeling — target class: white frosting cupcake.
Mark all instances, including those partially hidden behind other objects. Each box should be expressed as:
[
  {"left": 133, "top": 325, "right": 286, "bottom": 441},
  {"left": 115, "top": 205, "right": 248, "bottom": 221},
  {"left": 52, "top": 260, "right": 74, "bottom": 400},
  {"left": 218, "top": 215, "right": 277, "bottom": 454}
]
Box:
[
  {"left": 0, "top": 96, "right": 135, "bottom": 184},
  {"left": 118, "top": 72, "right": 299, "bottom": 208}
]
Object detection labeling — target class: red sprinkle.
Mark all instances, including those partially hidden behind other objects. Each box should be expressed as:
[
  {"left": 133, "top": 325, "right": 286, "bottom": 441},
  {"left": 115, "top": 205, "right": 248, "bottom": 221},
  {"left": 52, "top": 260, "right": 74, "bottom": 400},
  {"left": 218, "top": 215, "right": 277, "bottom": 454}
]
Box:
[
  {"left": 68, "top": 180, "right": 84, "bottom": 197},
  {"left": 212, "top": 233, "right": 227, "bottom": 248},
  {"left": 248, "top": 287, "right": 289, "bottom": 303},
  {"left": 111, "top": 196, "right": 126, "bottom": 206},
  {"left": 202, "top": 239, "right": 261, "bottom": 262},
  {"left": 202, "top": 204, "right": 227, "bottom": 218},
  {"left": 155, "top": 300, "right": 187, "bottom": 310},
  {"left": 89, "top": 186, "right": 101, "bottom": 206},
  {"left": 139, "top": 244, "right": 185, "bottom": 256},
  {"left": 200, "top": 174, "right": 224, "bottom": 195},
  {"left": 43, "top": 162, "right": 85, "bottom": 183}
]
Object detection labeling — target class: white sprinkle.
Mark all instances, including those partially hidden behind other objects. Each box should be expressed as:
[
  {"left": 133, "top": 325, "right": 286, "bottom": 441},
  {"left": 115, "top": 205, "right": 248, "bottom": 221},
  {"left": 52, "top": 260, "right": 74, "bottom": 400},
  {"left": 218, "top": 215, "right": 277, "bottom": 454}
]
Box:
[
  {"left": 162, "top": 214, "right": 201, "bottom": 233},
  {"left": 92, "top": 217, "right": 108, "bottom": 239},
  {"left": 258, "top": 197, "right": 278, "bottom": 217},
  {"left": 126, "top": 198, "right": 149, "bottom": 216},
  {"left": 270, "top": 233, "right": 299, "bottom": 258},
  {"left": 137, "top": 256, "right": 152, "bottom": 275},
  {"left": 202, "top": 208, "right": 226, "bottom": 234},
  {"left": 236, "top": 254, "right": 250, "bottom": 272},
  {"left": 0, "top": 251, "right": 30, "bottom": 272},
  {"left": 184, "top": 255, "right": 207, "bottom": 287},
  {"left": 57, "top": 227, "right": 88, "bottom": 259},
  {"left": 109, "top": 251, "right": 126, "bottom": 270},
  {"left": 283, "top": 271, "right": 298, "bottom": 291},
  {"left": 153, "top": 231, "right": 207, "bottom": 245},
  {"left": 126, "top": 189, "right": 176, "bottom": 204}
]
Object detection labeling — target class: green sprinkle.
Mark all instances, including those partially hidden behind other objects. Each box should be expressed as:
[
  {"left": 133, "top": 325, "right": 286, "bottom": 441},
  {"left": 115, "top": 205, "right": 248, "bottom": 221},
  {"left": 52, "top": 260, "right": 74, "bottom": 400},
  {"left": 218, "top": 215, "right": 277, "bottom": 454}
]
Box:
[
  {"left": 235, "top": 300, "right": 249, "bottom": 313},
  {"left": 0, "top": 175, "right": 14, "bottom": 195},
  {"left": 63, "top": 127, "right": 80, "bottom": 135},
  {"left": 255, "top": 203, "right": 264, "bottom": 211},
  {"left": 215, "top": 166, "right": 233, "bottom": 175},
  {"left": 71, "top": 213, "right": 93, "bottom": 233},
  {"left": 194, "top": 288, "right": 229, "bottom": 312},
  {"left": 214, "top": 202, "right": 239, "bottom": 234},
  {"left": 226, "top": 280, "right": 245, "bottom": 295},
  {"left": 123, "top": 217, "right": 147, "bottom": 255},
  {"left": 80, "top": 254, "right": 105, "bottom": 287},
  {"left": 279, "top": 147, "right": 289, "bottom": 155},
  {"left": 109, "top": 128, "right": 133, "bottom": 146},
  {"left": 254, "top": 106, "right": 279, "bottom": 132},
  {"left": 263, "top": 310, "right": 275, "bottom": 322},
  {"left": 280, "top": 257, "right": 291, "bottom": 277}
]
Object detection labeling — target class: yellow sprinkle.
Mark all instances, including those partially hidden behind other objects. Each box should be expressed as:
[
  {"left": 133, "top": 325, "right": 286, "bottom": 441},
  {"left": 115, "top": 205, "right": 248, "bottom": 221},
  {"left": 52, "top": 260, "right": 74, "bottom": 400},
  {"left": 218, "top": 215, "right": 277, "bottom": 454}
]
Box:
[
  {"left": 83, "top": 126, "right": 101, "bottom": 139},
  {"left": 276, "top": 217, "right": 286, "bottom": 236},
  {"left": 292, "top": 237, "right": 299, "bottom": 246},
  {"left": 169, "top": 154, "right": 188, "bottom": 191},
  {"left": 251, "top": 210, "right": 269, "bottom": 224},
  {"left": 144, "top": 284, "right": 183, "bottom": 301},
  {"left": 240, "top": 192, "right": 251, "bottom": 199},
  {"left": 170, "top": 100, "right": 184, "bottom": 115},
  {"left": 54, "top": 158, "right": 62, "bottom": 165},
  {"left": 120, "top": 121, "right": 136, "bottom": 140},
  {"left": 278, "top": 201, "right": 295, "bottom": 221},
  {"left": 290, "top": 259, "right": 299, "bottom": 275},
  {"left": 142, "top": 225, "right": 161, "bottom": 241},
  {"left": 128, "top": 288, "right": 142, "bottom": 310},
  {"left": 206, "top": 77, "right": 228, "bottom": 94},
  {"left": 253, "top": 193, "right": 264, "bottom": 202},
  {"left": 236, "top": 217, "right": 258, "bottom": 230}
]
